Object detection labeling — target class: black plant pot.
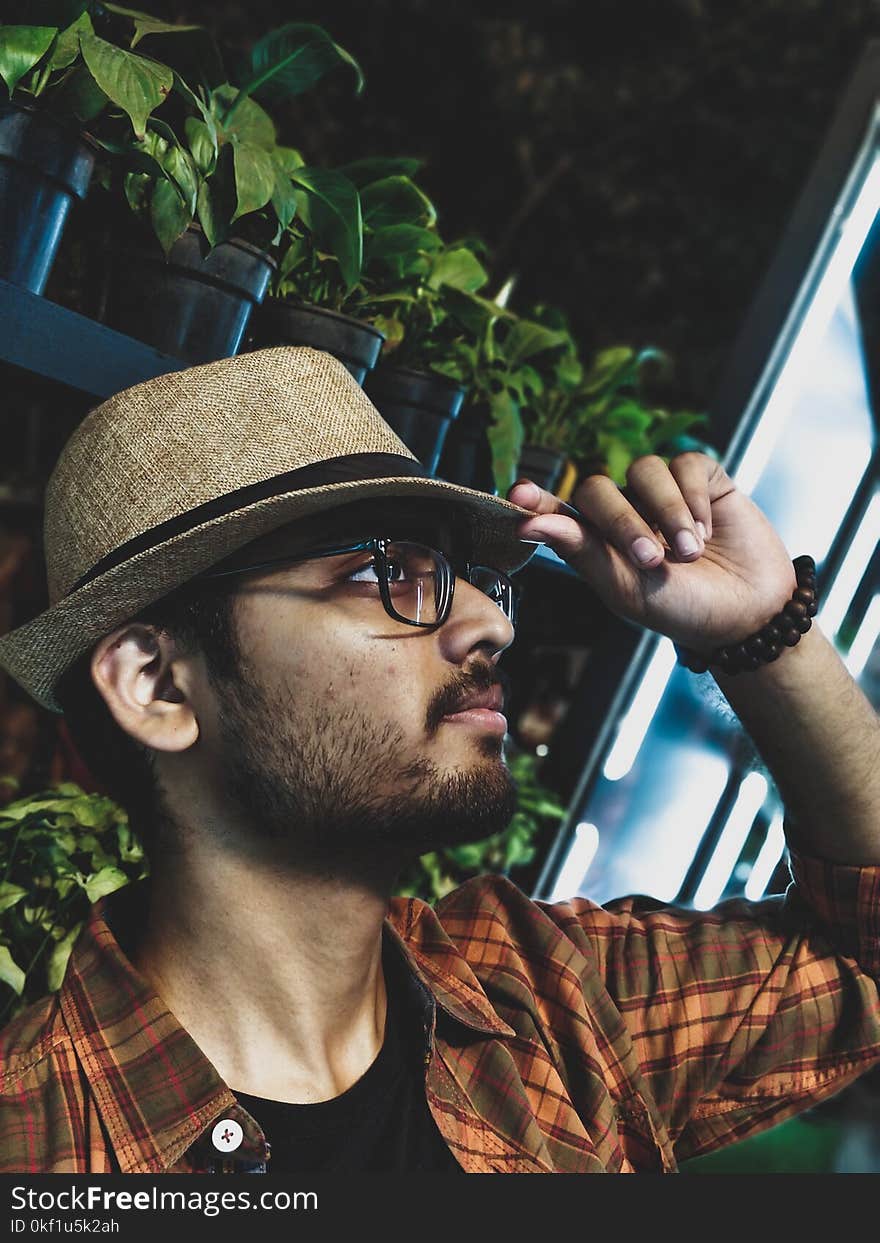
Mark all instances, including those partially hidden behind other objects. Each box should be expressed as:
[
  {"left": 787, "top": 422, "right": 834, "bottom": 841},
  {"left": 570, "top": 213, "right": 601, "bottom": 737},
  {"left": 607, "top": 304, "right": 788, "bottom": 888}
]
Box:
[
  {"left": 364, "top": 366, "right": 466, "bottom": 475},
  {"left": 517, "top": 443, "right": 568, "bottom": 493},
  {"left": 101, "top": 226, "right": 275, "bottom": 364},
  {"left": 436, "top": 403, "right": 497, "bottom": 495},
  {"left": 0, "top": 102, "right": 95, "bottom": 295},
  {"left": 247, "top": 298, "right": 384, "bottom": 384}
]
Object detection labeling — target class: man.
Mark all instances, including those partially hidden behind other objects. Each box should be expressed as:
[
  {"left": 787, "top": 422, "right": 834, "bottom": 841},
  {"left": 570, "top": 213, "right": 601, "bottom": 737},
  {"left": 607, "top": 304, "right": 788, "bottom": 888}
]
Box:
[{"left": 0, "top": 345, "right": 878, "bottom": 1174}]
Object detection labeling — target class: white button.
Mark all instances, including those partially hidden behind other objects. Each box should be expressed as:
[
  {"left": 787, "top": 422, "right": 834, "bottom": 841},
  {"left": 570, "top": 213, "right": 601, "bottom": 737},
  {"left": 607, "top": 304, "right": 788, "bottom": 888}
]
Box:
[{"left": 212, "top": 1118, "right": 243, "bottom": 1152}]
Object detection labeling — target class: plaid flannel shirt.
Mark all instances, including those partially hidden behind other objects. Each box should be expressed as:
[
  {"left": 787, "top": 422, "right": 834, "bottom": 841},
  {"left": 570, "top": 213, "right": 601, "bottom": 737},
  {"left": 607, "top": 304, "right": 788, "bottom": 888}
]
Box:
[{"left": 2, "top": 845, "right": 879, "bottom": 1174}]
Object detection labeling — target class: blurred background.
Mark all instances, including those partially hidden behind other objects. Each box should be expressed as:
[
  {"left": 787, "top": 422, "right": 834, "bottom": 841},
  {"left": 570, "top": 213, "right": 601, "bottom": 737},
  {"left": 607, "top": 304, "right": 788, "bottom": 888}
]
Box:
[{"left": 3, "top": 0, "right": 880, "bottom": 1172}]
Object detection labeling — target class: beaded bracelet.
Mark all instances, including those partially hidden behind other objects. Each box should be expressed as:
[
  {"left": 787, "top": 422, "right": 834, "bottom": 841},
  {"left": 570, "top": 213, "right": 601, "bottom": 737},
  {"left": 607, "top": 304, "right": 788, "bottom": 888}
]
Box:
[{"left": 674, "top": 555, "right": 818, "bottom": 675}]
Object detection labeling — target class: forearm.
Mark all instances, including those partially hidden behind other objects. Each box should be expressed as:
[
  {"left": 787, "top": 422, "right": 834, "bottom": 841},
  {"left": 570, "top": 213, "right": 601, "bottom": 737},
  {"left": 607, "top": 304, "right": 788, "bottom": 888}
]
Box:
[{"left": 710, "top": 622, "right": 880, "bottom": 864}]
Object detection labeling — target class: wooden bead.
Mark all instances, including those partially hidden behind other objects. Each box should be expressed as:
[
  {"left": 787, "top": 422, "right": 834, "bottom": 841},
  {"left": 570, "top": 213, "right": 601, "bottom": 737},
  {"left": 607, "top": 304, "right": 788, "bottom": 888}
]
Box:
[{"left": 703, "top": 556, "right": 816, "bottom": 674}]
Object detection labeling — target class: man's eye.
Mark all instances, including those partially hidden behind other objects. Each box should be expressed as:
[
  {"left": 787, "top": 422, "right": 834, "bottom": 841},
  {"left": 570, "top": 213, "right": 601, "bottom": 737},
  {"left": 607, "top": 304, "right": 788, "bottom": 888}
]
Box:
[{"left": 347, "top": 559, "right": 382, "bottom": 584}]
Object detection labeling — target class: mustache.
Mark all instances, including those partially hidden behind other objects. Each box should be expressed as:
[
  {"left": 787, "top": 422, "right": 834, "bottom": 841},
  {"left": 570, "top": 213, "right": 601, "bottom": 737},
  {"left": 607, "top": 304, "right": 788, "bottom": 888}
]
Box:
[{"left": 437, "top": 664, "right": 511, "bottom": 719}]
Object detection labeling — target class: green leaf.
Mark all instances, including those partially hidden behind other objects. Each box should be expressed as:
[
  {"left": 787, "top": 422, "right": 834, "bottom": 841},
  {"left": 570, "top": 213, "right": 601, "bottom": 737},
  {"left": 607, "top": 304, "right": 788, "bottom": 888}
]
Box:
[
  {"left": 171, "top": 70, "right": 214, "bottom": 130},
  {"left": 273, "top": 145, "right": 304, "bottom": 174},
  {"left": 582, "top": 347, "right": 637, "bottom": 397},
  {"left": 49, "top": 10, "right": 92, "bottom": 70},
  {"left": 231, "top": 141, "right": 276, "bottom": 221},
  {"left": 504, "top": 319, "right": 571, "bottom": 366},
  {"left": 184, "top": 115, "right": 216, "bottom": 175},
  {"left": 443, "top": 843, "right": 487, "bottom": 870},
  {"left": 439, "top": 286, "right": 505, "bottom": 337},
  {"left": 213, "top": 86, "right": 276, "bottom": 150},
  {"left": 237, "top": 22, "right": 364, "bottom": 108},
  {"left": 270, "top": 162, "right": 299, "bottom": 230},
  {"left": 650, "top": 410, "right": 710, "bottom": 442},
  {"left": 123, "top": 169, "right": 150, "bottom": 214},
  {"left": 102, "top": 4, "right": 203, "bottom": 49},
  {"left": 150, "top": 176, "right": 191, "bottom": 256},
  {"left": 368, "top": 224, "right": 441, "bottom": 258},
  {"left": 196, "top": 144, "right": 235, "bottom": 247},
  {"left": 360, "top": 176, "right": 436, "bottom": 230},
  {"left": 487, "top": 388, "right": 525, "bottom": 497},
  {"left": 78, "top": 31, "right": 172, "bottom": 139},
  {"left": 4, "top": 793, "right": 117, "bottom": 829},
  {"left": 0, "top": 945, "right": 26, "bottom": 996},
  {"left": 428, "top": 247, "right": 489, "bottom": 293},
  {"left": 606, "top": 397, "right": 655, "bottom": 433},
  {"left": 114, "top": 822, "right": 143, "bottom": 864},
  {"left": 0, "top": 26, "right": 57, "bottom": 97},
  {"left": 291, "top": 166, "right": 362, "bottom": 292},
  {"left": 0, "top": 882, "right": 27, "bottom": 915},
  {"left": 162, "top": 140, "right": 199, "bottom": 214},
  {"left": 83, "top": 866, "right": 130, "bottom": 904},
  {"left": 369, "top": 314, "right": 405, "bottom": 350},
  {"left": 46, "top": 922, "right": 82, "bottom": 992},
  {"left": 598, "top": 433, "right": 636, "bottom": 486}
]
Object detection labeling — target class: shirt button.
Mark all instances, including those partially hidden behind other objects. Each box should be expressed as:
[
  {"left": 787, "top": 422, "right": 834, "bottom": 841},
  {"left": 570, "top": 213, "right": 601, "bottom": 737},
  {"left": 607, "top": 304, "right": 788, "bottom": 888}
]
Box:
[{"left": 212, "top": 1118, "right": 244, "bottom": 1153}]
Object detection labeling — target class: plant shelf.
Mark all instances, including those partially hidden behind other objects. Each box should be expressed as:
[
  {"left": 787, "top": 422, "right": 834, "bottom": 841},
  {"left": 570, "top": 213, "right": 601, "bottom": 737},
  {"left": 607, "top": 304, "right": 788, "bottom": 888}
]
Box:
[{"left": 0, "top": 278, "right": 185, "bottom": 398}]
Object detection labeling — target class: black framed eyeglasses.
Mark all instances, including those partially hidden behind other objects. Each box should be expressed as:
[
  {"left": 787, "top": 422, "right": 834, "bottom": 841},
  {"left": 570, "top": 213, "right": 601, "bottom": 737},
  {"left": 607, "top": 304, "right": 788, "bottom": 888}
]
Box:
[{"left": 196, "top": 537, "right": 522, "bottom": 629}]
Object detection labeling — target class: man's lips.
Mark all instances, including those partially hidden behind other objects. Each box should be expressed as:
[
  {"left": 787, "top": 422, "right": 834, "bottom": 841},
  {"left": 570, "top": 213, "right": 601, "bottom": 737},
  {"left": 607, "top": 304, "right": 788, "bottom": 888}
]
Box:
[
  {"left": 441, "top": 684, "right": 507, "bottom": 733},
  {"left": 443, "top": 685, "right": 504, "bottom": 715}
]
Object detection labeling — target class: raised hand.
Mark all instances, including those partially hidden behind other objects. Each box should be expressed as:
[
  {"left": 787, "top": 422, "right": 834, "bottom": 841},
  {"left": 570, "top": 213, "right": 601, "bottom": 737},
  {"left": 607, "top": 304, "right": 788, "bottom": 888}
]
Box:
[{"left": 510, "top": 452, "right": 798, "bottom": 658}]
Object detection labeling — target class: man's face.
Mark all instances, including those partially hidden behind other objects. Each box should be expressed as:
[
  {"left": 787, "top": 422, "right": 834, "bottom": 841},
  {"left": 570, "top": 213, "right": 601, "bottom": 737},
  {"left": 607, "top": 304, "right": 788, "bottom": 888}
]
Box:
[{"left": 183, "top": 495, "right": 521, "bottom": 880}]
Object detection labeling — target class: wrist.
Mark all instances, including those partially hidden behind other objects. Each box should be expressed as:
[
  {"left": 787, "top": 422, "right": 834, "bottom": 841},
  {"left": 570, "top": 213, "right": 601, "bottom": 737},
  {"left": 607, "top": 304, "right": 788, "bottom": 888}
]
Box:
[{"left": 675, "top": 556, "right": 817, "bottom": 675}]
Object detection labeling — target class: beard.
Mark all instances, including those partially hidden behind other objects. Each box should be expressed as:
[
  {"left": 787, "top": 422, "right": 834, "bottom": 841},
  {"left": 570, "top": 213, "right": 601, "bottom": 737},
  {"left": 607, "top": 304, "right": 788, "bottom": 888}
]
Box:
[{"left": 200, "top": 652, "right": 521, "bottom": 886}]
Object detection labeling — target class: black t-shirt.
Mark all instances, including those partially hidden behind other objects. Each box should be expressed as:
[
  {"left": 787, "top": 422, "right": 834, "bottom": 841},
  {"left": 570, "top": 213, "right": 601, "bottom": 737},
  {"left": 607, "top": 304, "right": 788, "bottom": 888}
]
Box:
[{"left": 231, "top": 969, "right": 462, "bottom": 1174}]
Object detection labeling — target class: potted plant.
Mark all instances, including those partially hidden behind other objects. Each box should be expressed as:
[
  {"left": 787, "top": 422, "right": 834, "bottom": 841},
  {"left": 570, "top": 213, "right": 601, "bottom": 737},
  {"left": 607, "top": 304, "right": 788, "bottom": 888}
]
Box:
[
  {"left": 521, "top": 327, "right": 716, "bottom": 490},
  {"left": 92, "top": 20, "right": 365, "bottom": 363},
  {"left": 360, "top": 227, "right": 490, "bottom": 471},
  {"left": 430, "top": 288, "right": 570, "bottom": 495},
  {"left": 252, "top": 157, "right": 493, "bottom": 478},
  {"left": 0, "top": 2, "right": 195, "bottom": 293},
  {"left": 245, "top": 154, "right": 399, "bottom": 381},
  {"left": 249, "top": 158, "right": 453, "bottom": 385}
]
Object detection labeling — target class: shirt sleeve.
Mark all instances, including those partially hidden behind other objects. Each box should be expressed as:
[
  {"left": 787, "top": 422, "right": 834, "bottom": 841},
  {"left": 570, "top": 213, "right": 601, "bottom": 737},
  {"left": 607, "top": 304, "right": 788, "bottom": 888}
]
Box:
[{"left": 541, "top": 830, "right": 880, "bottom": 1162}]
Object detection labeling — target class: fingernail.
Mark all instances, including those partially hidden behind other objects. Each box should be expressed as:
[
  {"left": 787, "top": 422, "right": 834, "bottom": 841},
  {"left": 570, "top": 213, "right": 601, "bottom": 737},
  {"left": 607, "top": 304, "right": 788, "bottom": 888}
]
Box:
[
  {"left": 675, "top": 530, "right": 700, "bottom": 557},
  {"left": 695, "top": 521, "right": 707, "bottom": 543},
  {"left": 514, "top": 482, "right": 540, "bottom": 505},
  {"left": 631, "top": 537, "right": 662, "bottom": 565}
]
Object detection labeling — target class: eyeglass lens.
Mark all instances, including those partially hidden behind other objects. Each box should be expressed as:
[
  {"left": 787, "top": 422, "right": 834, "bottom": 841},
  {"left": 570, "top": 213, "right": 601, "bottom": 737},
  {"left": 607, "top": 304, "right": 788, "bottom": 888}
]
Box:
[{"left": 381, "top": 542, "right": 517, "bottom": 625}]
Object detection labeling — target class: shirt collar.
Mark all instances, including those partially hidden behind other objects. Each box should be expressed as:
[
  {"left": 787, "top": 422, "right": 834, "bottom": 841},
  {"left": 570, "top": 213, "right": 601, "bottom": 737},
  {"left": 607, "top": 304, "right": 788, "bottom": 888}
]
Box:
[{"left": 58, "top": 878, "right": 513, "bottom": 1172}]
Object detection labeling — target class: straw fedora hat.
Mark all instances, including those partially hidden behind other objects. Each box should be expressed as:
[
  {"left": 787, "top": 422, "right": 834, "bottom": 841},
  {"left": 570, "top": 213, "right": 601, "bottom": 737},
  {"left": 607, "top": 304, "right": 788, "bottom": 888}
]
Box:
[{"left": 0, "top": 345, "right": 541, "bottom": 715}]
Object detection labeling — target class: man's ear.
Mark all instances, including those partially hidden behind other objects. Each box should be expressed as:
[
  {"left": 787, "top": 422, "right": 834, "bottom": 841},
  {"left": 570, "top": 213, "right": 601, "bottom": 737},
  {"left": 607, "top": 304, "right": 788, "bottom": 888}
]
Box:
[{"left": 90, "top": 623, "right": 200, "bottom": 754}]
